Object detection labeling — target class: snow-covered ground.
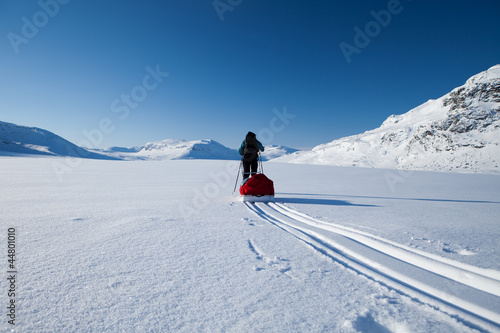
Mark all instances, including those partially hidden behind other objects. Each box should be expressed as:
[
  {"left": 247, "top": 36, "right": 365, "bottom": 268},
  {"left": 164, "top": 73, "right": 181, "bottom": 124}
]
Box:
[{"left": 1, "top": 157, "right": 499, "bottom": 332}]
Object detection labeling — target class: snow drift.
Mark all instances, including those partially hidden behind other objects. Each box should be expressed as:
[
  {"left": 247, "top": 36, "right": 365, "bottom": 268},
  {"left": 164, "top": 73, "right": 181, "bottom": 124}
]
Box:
[{"left": 275, "top": 65, "right": 500, "bottom": 173}]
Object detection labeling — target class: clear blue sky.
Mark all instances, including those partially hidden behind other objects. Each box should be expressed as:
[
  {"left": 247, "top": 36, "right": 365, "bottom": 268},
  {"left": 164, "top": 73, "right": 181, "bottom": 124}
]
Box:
[{"left": 1, "top": 0, "right": 499, "bottom": 150}]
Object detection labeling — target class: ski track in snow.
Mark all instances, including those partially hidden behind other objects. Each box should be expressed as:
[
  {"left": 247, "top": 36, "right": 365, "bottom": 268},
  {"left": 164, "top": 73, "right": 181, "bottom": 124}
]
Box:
[{"left": 245, "top": 201, "right": 500, "bottom": 332}]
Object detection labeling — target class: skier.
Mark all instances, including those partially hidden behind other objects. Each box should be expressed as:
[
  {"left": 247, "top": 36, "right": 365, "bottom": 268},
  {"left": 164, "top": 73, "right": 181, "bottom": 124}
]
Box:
[{"left": 238, "top": 131, "right": 265, "bottom": 181}]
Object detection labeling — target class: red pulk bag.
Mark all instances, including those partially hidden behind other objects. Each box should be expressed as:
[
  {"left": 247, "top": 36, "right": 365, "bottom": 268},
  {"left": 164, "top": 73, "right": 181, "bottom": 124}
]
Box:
[{"left": 240, "top": 174, "right": 275, "bottom": 196}]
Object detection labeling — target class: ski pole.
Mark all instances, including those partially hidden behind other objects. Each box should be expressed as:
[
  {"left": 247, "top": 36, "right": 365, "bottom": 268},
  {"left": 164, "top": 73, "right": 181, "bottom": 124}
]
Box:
[
  {"left": 258, "top": 152, "right": 264, "bottom": 174},
  {"left": 233, "top": 159, "right": 242, "bottom": 193}
]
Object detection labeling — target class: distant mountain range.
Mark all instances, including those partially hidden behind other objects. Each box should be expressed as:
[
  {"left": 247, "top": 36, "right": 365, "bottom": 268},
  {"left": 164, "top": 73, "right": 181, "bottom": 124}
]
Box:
[
  {"left": 97, "top": 141, "right": 298, "bottom": 161},
  {"left": 2, "top": 65, "right": 499, "bottom": 173},
  {"left": 0, "top": 122, "right": 296, "bottom": 161},
  {"left": 276, "top": 64, "right": 500, "bottom": 173},
  {"left": 99, "top": 139, "right": 241, "bottom": 160}
]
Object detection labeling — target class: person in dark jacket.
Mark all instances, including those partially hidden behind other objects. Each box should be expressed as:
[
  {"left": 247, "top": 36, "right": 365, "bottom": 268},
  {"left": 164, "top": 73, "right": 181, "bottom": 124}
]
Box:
[{"left": 238, "top": 131, "right": 265, "bottom": 180}]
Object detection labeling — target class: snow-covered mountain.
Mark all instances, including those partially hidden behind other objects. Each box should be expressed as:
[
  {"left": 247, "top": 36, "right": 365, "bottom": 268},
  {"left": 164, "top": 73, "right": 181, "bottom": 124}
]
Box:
[
  {"left": 103, "top": 139, "right": 241, "bottom": 161},
  {"left": 260, "top": 145, "right": 300, "bottom": 160},
  {"left": 139, "top": 139, "right": 242, "bottom": 160},
  {"left": 276, "top": 65, "right": 500, "bottom": 173},
  {"left": 0, "top": 120, "right": 298, "bottom": 161},
  {"left": 0, "top": 121, "right": 115, "bottom": 159},
  {"left": 102, "top": 141, "right": 298, "bottom": 161}
]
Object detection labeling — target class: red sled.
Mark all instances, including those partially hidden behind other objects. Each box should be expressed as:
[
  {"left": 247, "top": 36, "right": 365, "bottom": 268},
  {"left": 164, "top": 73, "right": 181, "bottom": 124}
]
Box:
[{"left": 240, "top": 173, "right": 275, "bottom": 202}]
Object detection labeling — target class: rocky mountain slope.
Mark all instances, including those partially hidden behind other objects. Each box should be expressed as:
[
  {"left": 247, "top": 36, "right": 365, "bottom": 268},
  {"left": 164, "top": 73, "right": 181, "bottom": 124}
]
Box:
[{"left": 276, "top": 65, "right": 500, "bottom": 173}]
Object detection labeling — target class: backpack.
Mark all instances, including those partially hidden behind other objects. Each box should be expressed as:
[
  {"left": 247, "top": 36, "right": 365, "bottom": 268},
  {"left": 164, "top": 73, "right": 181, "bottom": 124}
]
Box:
[{"left": 243, "top": 132, "right": 258, "bottom": 162}]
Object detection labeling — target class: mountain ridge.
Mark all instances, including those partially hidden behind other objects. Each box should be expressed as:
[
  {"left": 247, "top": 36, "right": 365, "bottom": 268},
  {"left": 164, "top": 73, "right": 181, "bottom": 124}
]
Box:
[
  {"left": 0, "top": 123, "right": 296, "bottom": 161},
  {"left": 99, "top": 140, "right": 298, "bottom": 161},
  {"left": 275, "top": 64, "right": 500, "bottom": 173},
  {"left": 0, "top": 121, "right": 117, "bottom": 160}
]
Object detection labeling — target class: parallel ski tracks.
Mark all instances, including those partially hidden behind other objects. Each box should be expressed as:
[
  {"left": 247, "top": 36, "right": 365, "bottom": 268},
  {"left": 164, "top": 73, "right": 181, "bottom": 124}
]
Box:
[{"left": 245, "top": 201, "right": 500, "bottom": 331}]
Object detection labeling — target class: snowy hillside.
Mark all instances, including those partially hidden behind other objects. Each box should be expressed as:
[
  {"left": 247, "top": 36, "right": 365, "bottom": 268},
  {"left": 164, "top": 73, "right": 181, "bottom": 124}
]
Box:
[
  {"left": 260, "top": 145, "right": 300, "bottom": 160},
  {"left": 110, "top": 139, "right": 241, "bottom": 160},
  {"left": 0, "top": 124, "right": 241, "bottom": 161},
  {"left": 276, "top": 65, "right": 500, "bottom": 173},
  {"left": 139, "top": 139, "right": 242, "bottom": 160},
  {"left": 100, "top": 141, "right": 298, "bottom": 161},
  {"left": 0, "top": 121, "right": 114, "bottom": 159}
]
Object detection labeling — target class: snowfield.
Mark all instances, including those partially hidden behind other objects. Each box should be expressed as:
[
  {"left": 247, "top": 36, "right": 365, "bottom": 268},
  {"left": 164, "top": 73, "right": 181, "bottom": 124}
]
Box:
[{"left": 1, "top": 157, "right": 499, "bottom": 332}]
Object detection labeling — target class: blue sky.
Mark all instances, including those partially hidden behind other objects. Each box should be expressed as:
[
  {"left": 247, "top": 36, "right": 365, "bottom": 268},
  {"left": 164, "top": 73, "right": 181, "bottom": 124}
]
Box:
[{"left": 1, "top": 0, "right": 499, "bottom": 150}]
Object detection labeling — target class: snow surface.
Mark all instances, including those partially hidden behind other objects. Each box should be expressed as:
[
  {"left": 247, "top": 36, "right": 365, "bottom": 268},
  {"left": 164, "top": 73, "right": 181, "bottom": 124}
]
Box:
[{"left": 1, "top": 157, "right": 499, "bottom": 332}]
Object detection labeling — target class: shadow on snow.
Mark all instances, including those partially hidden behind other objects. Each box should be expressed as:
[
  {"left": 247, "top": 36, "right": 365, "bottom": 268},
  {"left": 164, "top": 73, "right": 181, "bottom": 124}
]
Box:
[
  {"left": 278, "top": 192, "right": 500, "bottom": 205},
  {"left": 275, "top": 195, "right": 379, "bottom": 207}
]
